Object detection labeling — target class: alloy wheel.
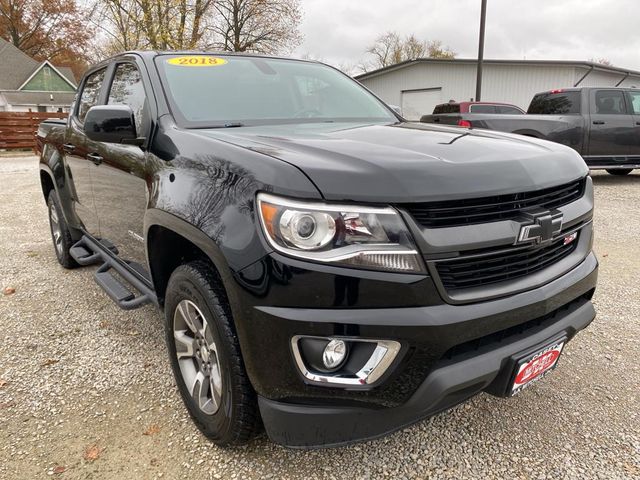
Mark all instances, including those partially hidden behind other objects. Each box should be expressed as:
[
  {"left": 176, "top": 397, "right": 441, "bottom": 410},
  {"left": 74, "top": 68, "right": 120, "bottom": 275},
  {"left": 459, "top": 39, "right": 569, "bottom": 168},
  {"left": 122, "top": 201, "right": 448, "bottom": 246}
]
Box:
[
  {"left": 49, "top": 202, "right": 63, "bottom": 256},
  {"left": 173, "top": 299, "right": 223, "bottom": 415}
]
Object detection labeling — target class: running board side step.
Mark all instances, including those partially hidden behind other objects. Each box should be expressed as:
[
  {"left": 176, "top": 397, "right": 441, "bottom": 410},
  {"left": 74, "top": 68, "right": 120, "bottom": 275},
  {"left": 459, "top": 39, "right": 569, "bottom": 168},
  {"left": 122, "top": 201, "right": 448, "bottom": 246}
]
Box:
[{"left": 70, "top": 236, "right": 157, "bottom": 310}]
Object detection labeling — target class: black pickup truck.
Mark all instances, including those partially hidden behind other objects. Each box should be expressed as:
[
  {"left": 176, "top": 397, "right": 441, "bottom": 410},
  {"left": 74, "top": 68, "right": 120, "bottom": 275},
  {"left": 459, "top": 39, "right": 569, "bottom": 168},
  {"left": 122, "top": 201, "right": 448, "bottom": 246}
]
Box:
[
  {"left": 421, "top": 87, "right": 640, "bottom": 175},
  {"left": 38, "top": 52, "right": 597, "bottom": 448}
]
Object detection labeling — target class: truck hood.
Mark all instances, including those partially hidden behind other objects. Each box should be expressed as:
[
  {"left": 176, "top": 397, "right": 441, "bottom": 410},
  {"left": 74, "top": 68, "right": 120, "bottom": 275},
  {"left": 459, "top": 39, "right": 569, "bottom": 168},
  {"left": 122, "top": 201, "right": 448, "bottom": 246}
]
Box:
[{"left": 194, "top": 122, "right": 588, "bottom": 202}]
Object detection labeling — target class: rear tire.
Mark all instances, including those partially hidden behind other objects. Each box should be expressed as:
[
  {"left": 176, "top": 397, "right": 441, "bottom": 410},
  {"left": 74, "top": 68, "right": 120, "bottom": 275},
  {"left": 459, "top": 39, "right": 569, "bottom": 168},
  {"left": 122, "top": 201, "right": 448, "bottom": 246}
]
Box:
[
  {"left": 606, "top": 169, "right": 633, "bottom": 176},
  {"left": 164, "top": 261, "right": 259, "bottom": 446},
  {"left": 47, "top": 190, "right": 78, "bottom": 269}
]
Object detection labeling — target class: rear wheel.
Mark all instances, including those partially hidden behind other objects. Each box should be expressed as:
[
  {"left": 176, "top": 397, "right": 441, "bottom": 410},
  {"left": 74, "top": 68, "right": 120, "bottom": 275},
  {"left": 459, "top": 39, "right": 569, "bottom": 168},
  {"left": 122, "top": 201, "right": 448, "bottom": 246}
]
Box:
[
  {"left": 606, "top": 169, "right": 633, "bottom": 176},
  {"left": 47, "top": 190, "right": 78, "bottom": 269},
  {"left": 164, "top": 261, "right": 259, "bottom": 446}
]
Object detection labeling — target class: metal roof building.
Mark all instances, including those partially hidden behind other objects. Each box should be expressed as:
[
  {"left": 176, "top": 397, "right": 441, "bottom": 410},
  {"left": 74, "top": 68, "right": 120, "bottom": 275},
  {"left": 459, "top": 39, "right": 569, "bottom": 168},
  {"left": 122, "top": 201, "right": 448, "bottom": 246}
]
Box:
[{"left": 355, "top": 58, "right": 640, "bottom": 120}]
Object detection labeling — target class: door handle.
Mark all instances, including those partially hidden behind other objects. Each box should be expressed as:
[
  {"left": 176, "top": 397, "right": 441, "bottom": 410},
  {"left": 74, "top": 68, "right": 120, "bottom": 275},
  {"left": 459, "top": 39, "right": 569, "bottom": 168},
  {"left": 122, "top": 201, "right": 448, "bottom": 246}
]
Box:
[
  {"left": 592, "top": 120, "right": 605, "bottom": 125},
  {"left": 87, "top": 153, "right": 103, "bottom": 166},
  {"left": 62, "top": 143, "right": 75, "bottom": 153},
  {"left": 635, "top": 122, "right": 640, "bottom": 126}
]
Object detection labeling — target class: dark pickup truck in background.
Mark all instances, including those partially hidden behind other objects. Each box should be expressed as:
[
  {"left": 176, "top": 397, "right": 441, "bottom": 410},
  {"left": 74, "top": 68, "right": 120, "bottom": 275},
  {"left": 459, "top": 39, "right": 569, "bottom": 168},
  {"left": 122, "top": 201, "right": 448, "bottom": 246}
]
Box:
[
  {"left": 421, "top": 87, "right": 640, "bottom": 175},
  {"left": 37, "top": 51, "right": 597, "bottom": 448}
]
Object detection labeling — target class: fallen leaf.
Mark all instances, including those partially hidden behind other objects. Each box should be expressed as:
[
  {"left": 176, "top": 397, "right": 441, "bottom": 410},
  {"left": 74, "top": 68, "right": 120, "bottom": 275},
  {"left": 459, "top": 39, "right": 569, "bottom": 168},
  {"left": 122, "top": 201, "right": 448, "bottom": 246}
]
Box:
[
  {"left": 143, "top": 424, "right": 161, "bottom": 436},
  {"left": 41, "top": 359, "right": 59, "bottom": 367},
  {"left": 0, "top": 401, "right": 16, "bottom": 409},
  {"left": 99, "top": 321, "right": 109, "bottom": 329},
  {"left": 143, "top": 362, "right": 153, "bottom": 369},
  {"left": 0, "top": 379, "right": 8, "bottom": 387},
  {"left": 53, "top": 465, "right": 66, "bottom": 474},
  {"left": 27, "top": 251, "right": 38, "bottom": 257},
  {"left": 602, "top": 253, "right": 609, "bottom": 257},
  {"left": 127, "top": 330, "right": 139, "bottom": 336},
  {"left": 83, "top": 444, "right": 101, "bottom": 462},
  {"left": 3, "top": 287, "right": 15, "bottom": 296}
]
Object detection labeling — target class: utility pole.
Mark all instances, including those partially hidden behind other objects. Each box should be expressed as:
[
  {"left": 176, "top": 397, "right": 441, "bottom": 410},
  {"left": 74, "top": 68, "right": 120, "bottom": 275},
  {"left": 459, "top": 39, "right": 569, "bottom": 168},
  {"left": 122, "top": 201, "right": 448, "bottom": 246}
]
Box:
[{"left": 475, "top": 0, "right": 487, "bottom": 101}]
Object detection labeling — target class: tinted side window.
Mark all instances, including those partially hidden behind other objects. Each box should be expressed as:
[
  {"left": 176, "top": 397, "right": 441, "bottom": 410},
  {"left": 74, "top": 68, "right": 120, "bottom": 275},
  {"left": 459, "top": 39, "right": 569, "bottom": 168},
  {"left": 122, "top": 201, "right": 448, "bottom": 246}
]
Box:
[
  {"left": 527, "top": 92, "right": 581, "bottom": 114},
  {"left": 496, "top": 105, "right": 523, "bottom": 114},
  {"left": 469, "top": 104, "right": 496, "bottom": 113},
  {"left": 434, "top": 103, "right": 459, "bottom": 114},
  {"left": 77, "top": 69, "right": 106, "bottom": 122},
  {"left": 593, "top": 90, "right": 627, "bottom": 115},
  {"left": 626, "top": 91, "right": 640, "bottom": 114},
  {"left": 108, "top": 63, "right": 147, "bottom": 134}
]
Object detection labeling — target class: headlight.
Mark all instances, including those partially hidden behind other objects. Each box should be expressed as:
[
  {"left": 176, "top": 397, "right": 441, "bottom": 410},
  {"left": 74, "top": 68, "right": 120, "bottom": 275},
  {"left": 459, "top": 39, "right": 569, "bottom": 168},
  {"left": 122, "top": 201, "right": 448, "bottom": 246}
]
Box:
[{"left": 256, "top": 193, "right": 424, "bottom": 273}]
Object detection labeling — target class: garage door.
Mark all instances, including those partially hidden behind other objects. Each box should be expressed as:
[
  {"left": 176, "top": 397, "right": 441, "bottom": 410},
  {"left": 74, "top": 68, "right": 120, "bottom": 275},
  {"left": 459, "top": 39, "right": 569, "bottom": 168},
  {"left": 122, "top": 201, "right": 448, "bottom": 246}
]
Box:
[{"left": 401, "top": 88, "right": 442, "bottom": 120}]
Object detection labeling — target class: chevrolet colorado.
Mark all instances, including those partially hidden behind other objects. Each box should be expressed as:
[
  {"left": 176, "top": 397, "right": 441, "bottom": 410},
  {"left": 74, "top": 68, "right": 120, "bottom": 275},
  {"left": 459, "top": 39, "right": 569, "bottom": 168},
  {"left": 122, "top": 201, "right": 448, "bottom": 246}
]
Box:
[
  {"left": 37, "top": 52, "right": 598, "bottom": 448},
  {"left": 421, "top": 87, "right": 640, "bottom": 175}
]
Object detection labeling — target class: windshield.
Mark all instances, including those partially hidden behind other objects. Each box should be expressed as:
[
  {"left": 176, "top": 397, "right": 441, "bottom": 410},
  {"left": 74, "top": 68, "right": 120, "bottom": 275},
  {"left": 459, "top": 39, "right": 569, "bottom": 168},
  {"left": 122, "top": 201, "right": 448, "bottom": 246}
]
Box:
[{"left": 155, "top": 54, "right": 396, "bottom": 127}]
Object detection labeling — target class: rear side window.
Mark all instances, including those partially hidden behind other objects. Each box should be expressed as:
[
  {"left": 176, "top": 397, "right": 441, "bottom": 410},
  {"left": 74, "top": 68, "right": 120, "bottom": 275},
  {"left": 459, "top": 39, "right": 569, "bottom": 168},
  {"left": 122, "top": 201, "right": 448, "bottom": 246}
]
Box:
[
  {"left": 496, "top": 105, "right": 524, "bottom": 114},
  {"left": 626, "top": 91, "right": 640, "bottom": 114},
  {"left": 77, "top": 69, "right": 106, "bottom": 122},
  {"left": 469, "top": 104, "right": 496, "bottom": 113},
  {"left": 592, "top": 90, "right": 627, "bottom": 115},
  {"left": 527, "top": 91, "right": 581, "bottom": 114},
  {"left": 433, "top": 103, "right": 459, "bottom": 114}
]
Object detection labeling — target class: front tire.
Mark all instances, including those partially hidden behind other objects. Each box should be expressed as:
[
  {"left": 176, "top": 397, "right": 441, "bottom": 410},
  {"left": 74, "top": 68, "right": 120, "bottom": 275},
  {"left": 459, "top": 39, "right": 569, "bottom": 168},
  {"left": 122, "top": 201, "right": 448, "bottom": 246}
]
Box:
[
  {"left": 47, "top": 190, "right": 78, "bottom": 269},
  {"left": 164, "top": 261, "right": 259, "bottom": 446},
  {"left": 606, "top": 169, "right": 633, "bottom": 176}
]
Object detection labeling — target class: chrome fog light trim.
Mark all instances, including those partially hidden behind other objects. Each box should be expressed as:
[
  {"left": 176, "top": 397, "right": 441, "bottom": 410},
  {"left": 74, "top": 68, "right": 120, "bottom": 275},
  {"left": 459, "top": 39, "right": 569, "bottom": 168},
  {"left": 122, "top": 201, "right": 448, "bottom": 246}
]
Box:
[{"left": 291, "top": 336, "right": 401, "bottom": 387}]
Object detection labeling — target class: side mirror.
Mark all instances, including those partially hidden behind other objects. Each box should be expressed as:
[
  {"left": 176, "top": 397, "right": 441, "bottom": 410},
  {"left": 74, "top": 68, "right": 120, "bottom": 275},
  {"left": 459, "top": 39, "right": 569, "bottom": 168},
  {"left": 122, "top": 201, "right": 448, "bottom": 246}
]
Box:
[
  {"left": 84, "top": 105, "right": 137, "bottom": 143},
  {"left": 389, "top": 104, "right": 402, "bottom": 116}
]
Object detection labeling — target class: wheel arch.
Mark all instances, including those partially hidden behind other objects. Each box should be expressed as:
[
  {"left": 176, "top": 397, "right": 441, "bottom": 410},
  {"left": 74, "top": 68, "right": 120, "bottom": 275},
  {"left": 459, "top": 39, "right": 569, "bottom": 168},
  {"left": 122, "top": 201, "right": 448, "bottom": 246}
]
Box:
[
  {"left": 145, "top": 209, "right": 236, "bottom": 307},
  {"left": 512, "top": 129, "right": 544, "bottom": 138},
  {"left": 40, "top": 168, "right": 55, "bottom": 201}
]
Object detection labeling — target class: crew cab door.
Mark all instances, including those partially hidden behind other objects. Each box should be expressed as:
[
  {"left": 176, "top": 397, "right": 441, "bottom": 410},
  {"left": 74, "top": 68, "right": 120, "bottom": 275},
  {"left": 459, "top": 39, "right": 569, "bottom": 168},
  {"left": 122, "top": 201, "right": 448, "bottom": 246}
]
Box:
[
  {"left": 90, "top": 61, "right": 152, "bottom": 277},
  {"left": 624, "top": 89, "right": 640, "bottom": 158},
  {"left": 587, "top": 89, "right": 635, "bottom": 157},
  {"left": 64, "top": 67, "right": 107, "bottom": 236}
]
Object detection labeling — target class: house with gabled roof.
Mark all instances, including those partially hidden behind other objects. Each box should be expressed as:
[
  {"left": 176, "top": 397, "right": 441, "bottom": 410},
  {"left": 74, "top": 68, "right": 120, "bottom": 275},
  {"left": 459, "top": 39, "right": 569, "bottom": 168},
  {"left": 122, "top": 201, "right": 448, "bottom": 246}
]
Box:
[{"left": 0, "top": 38, "right": 77, "bottom": 113}]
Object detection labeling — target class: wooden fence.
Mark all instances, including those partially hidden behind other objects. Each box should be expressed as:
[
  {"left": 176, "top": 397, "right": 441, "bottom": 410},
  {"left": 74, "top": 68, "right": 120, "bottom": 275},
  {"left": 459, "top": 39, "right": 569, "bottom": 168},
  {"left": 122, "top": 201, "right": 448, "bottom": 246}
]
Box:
[{"left": 0, "top": 112, "right": 67, "bottom": 152}]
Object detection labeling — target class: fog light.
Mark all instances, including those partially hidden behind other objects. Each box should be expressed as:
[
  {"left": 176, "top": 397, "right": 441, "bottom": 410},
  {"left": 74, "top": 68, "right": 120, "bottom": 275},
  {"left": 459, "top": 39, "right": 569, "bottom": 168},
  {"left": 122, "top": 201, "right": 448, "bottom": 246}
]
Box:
[{"left": 322, "top": 339, "right": 347, "bottom": 370}]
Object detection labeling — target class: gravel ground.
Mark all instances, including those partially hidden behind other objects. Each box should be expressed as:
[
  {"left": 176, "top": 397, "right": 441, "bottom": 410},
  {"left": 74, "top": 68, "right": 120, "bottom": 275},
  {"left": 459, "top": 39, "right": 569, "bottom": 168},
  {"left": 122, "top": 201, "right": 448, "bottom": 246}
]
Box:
[{"left": 0, "top": 156, "right": 638, "bottom": 480}]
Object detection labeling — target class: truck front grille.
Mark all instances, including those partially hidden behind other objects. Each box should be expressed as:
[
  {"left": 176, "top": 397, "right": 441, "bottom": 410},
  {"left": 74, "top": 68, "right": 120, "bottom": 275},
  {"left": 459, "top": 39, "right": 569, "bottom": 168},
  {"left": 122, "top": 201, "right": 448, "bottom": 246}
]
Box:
[
  {"left": 402, "top": 178, "right": 586, "bottom": 228},
  {"left": 435, "top": 234, "right": 579, "bottom": 291}
]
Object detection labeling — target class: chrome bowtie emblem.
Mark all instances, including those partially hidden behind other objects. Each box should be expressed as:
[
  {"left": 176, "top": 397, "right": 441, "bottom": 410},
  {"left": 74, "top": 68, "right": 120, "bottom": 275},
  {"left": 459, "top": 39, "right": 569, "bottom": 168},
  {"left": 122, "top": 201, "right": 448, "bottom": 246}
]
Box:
[{"left": 516, "top": 209, "right": 563, "bottom": 245}]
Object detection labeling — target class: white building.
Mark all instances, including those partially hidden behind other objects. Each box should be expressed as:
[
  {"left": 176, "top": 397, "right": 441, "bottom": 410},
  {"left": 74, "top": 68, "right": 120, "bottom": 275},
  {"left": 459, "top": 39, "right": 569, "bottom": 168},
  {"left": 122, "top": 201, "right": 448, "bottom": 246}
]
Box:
[{"left": 356, "top": 58, "right": 640, "bottom": 120}]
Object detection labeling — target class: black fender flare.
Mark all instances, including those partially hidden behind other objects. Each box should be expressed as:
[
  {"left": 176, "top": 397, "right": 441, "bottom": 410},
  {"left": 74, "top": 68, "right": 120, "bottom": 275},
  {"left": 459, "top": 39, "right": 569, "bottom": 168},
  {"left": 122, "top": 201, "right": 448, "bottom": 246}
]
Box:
[
  {"left": 143, "top": 208, "right": 239, "bottom": 302},
  {"left": 39, "top": 146, "right": 82, "bottom": 235}
]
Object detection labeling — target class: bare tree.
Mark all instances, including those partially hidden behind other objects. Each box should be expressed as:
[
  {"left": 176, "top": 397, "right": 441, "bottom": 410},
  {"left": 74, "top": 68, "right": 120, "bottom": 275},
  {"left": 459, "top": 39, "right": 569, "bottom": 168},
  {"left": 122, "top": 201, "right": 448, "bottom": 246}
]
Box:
[
  {"left": 90, "top": 0, "right": 217, "bottom": 58},
  {"left": 212, "top": 0, "right": 302, "bottom": 54},
  {"left": 367, "top": 31, "right": 455, "bottom": 69},
  {"left": 589, "top": 57, "right": 613, "bottom": 66},
  {"left": 367, "top": 31, "right": 403, "bottom": 68},
  {"left": 425, "top": 40, "right": 455, "bottom": 60}
]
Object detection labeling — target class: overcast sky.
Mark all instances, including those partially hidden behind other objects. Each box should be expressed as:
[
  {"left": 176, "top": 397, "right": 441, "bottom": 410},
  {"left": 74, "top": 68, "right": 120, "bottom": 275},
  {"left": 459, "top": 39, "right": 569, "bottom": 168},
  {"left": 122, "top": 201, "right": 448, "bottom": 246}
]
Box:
[{"left": 294, "top": 0, "right": 640, "bottom": 72}]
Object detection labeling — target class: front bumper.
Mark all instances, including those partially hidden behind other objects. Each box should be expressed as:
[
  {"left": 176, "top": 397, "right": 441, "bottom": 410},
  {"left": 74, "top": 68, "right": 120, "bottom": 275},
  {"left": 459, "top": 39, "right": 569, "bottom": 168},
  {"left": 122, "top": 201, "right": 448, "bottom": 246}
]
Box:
[
  {"left": 230, "top": 250, "right": 598, "bottom": 447},
  {"left": 258, "top": 296, "right": 595, "bottom": 448}
]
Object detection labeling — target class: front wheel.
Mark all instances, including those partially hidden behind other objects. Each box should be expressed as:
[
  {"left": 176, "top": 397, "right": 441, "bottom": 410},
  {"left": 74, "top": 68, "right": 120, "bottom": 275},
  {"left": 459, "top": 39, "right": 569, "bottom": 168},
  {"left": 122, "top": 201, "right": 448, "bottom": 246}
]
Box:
[
  {"left": 606, "top": 169, "right": 633, "bottom": 176},
  {"left": 164, "top": 261, "right": 259, "bottom": 446}
]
